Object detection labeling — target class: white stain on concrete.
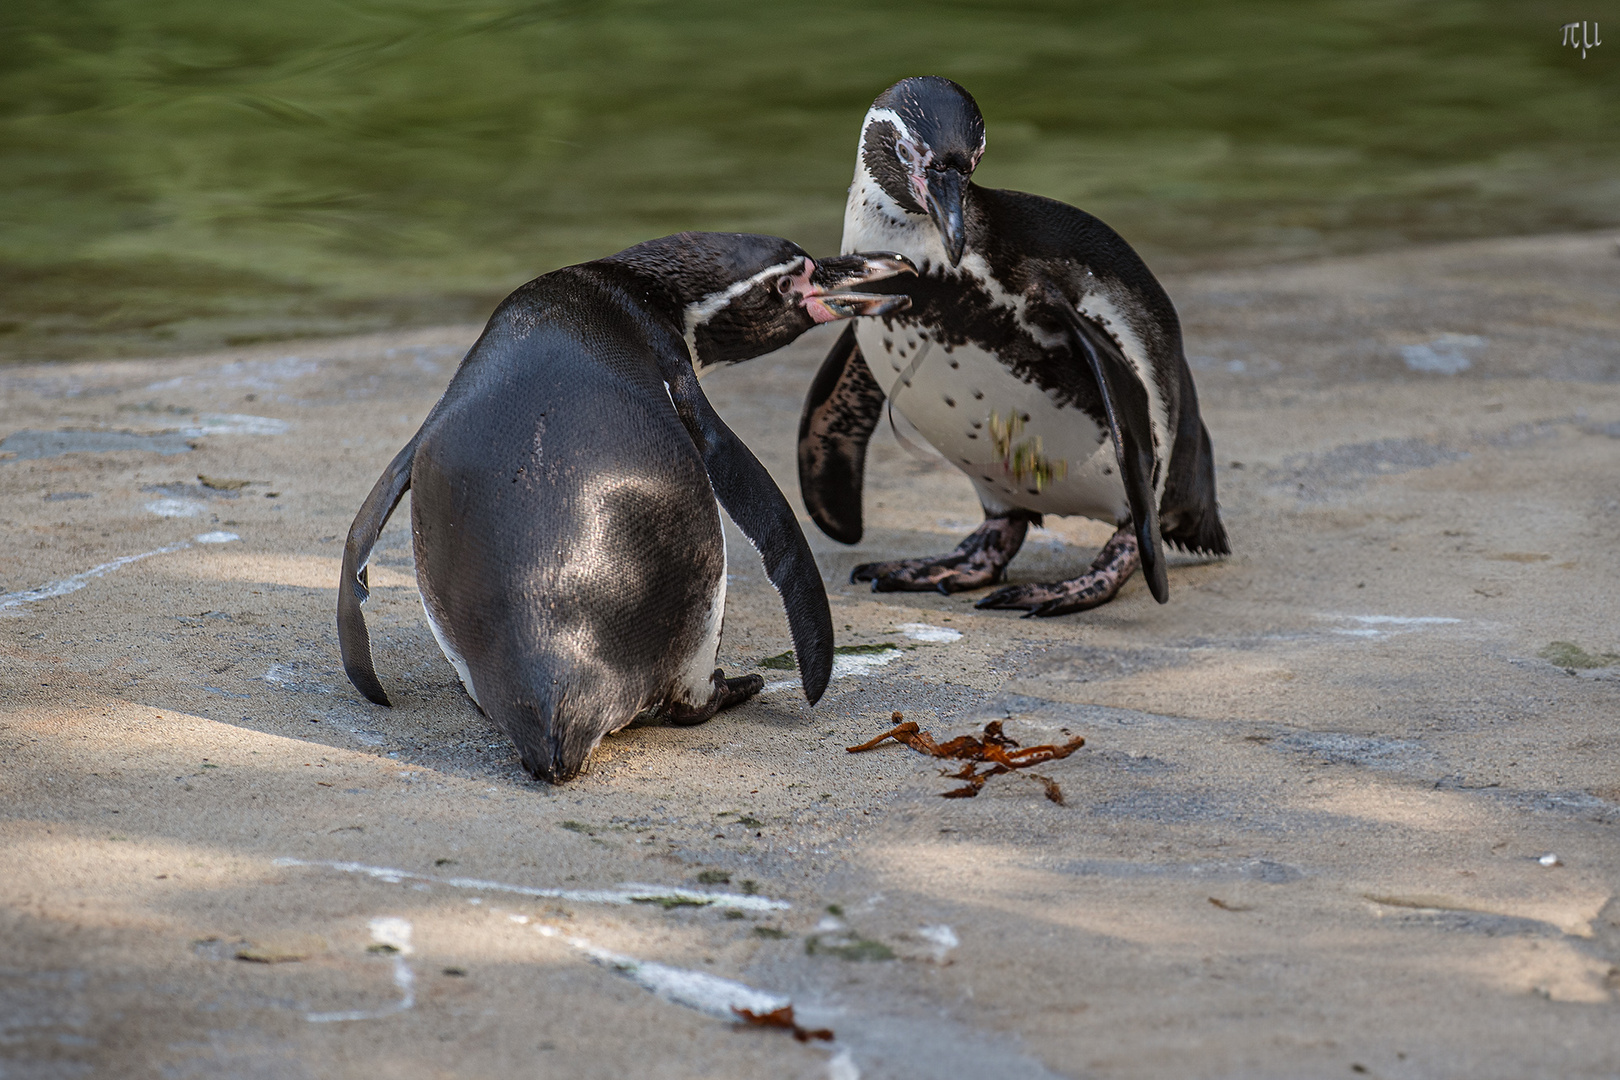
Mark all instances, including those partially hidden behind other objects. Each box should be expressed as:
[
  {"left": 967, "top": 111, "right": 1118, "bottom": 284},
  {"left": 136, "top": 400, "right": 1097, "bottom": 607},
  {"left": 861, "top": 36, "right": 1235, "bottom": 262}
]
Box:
[
  {"left": 540, "top": 924, "right": 788, "bottom": 1018},
  {"left": 1321, "top": 613, "right": 1462, "bottom": 638},
  {"left": 915, "top": 924, "right": 959, "bottom": 962},
  {"left": 833, "top": 650, "right": 900, "bottom": 677},
  {"left": 899, "top": 623, "right": 962, "bottom": 643},
  {"left": 145, "top": 497, "right": 207, "bottom": 518},
  {"left": 178, "top": 413, "right": 292, "bottom": 437},
  {"left": 1399, "top": 334, "right": 1485, "bottom": 375},
  {"left": 763, "top": 646, "right": 905, "bottom": 696},
  {"left": 827, "top": 1048, "right": 862, "bottom": 1080},
  {"left": 274, "top": 858, "right": 790, "bottom": 912},
  {"left": 306, "top": 917, "right": 415, "bottom": 1023},
  {"left": 533, "top": 925, "right": 860, "bottom": 1078},
  {"left": 0, "top": 532, "right": 238, "bottom": 612}
]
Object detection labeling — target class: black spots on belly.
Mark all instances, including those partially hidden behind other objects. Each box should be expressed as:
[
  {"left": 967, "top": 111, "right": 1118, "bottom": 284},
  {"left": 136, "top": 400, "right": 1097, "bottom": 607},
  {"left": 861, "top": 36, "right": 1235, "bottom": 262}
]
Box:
[
  {"left": 971, "top": 419, "right": 982, "bottom": 429},
  {"left": 966, "top": 431, "right": 978, "bottom": 440},
  {"left": 943, "top": 395, "right": 956, "bottom": 407},
  {"left": 1102, "top": 465, "right": 1113, "bottom": 475},
  {"left": 948, "top": 360, "right": 959, "bottom": 369},
  {"left": 870, "top": 270, "right": 1113, "bottom": 427},
  {"left": 882, "top": 336, "right": 893, "bottom": 350},
  {"left": 1026, "top": 488, "right": 1040, "bottom": 496},
  {"left": 1096, "top": 429, "right": 1109, "bottom": 445},
  {"left": 960, "top": 457, "right": 972, "bottom": 464},
  {"left": 972, "top": 390, "right": 984, "bottom": 400}
]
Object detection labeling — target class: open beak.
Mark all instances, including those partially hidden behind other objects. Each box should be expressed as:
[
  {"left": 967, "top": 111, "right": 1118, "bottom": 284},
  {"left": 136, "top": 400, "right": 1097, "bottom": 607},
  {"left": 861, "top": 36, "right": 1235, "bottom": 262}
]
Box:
[
  {"left": 804, "top": 252, "right": 916, "bottom": 321},
  {"left": 924, "top": 168, "right": 967, "bottom": 266}
]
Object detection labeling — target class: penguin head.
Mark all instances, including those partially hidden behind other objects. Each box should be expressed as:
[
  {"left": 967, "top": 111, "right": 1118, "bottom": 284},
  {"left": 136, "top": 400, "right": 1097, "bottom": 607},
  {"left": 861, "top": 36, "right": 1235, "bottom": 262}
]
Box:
[
  {"left": 860, "top": 76, "right": 985, "bottom": 267},
  {"left": 612, "top": 233, "right": 915, "bottom": 369}
]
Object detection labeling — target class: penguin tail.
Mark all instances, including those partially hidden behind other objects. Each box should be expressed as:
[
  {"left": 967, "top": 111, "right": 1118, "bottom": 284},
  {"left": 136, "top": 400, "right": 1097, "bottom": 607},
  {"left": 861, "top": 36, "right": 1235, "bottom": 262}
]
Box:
[
  {"left": 1163, "top": 511, "right": 1230, "bottom": 558},
  {"left": 1159, "top": 373, "right": 1230, "bottom": 558}
]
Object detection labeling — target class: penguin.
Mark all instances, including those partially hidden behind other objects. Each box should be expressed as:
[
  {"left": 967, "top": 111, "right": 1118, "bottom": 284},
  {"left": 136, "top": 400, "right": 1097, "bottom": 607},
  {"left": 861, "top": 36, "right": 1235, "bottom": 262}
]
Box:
[
  {"left": 338, "top": 233, "right": 914, "bottom": 782},
  {"left": 798, "top": 77, "right": 1228, "bottom": 616}
]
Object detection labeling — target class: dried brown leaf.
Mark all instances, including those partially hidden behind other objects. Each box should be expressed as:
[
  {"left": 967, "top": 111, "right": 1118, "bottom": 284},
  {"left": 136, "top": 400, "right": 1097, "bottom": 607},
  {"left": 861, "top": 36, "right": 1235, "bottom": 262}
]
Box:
[
  {"left": 733, "top": 1005, "right": 834, "bottom": 1043},
  {"left": 848, "top": 714, "right": 1085, "bottom": 802}
]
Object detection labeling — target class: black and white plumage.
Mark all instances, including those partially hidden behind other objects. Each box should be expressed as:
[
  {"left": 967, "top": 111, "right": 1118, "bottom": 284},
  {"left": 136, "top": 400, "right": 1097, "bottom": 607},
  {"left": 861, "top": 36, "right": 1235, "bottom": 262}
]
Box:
[
  {"left": 339, "top": 233, "right": 914, "bottom": 781},
  {"left": 798, "top": 77, "right": 1227, "bottom": 616}
]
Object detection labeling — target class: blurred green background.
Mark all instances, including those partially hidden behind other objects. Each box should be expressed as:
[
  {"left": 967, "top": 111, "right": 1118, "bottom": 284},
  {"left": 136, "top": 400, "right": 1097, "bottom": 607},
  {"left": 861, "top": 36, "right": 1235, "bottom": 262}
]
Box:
[{"left": 2, "top": 0, "right": 1615, "bottom": 363}]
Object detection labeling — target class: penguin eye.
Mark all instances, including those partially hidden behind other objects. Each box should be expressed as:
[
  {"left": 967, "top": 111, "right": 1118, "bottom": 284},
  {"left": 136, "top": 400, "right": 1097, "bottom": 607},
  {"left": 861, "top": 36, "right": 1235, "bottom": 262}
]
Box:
[
  {"left": 896, "top": 141, "right": 921, "bottom": 170},
  {"left": 775, "top": 275, "right": 794, "bottom": 296}
]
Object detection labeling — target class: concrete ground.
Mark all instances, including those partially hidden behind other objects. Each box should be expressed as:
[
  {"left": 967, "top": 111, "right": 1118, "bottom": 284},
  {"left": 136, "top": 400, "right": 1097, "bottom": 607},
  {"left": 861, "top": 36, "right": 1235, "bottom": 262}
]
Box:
[{"left": 2, "top": 231, "right": 1618, "bottom": 1080}]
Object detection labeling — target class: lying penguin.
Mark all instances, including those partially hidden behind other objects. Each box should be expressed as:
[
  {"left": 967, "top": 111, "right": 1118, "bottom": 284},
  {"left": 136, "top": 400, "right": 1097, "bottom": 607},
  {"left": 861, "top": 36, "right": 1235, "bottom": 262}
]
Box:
[
  {"left": 799, "top": 77, "right": 1227, "bottom": 616},
  {"left": 339, "top": 233, "right": 914, "bottom": 781}
]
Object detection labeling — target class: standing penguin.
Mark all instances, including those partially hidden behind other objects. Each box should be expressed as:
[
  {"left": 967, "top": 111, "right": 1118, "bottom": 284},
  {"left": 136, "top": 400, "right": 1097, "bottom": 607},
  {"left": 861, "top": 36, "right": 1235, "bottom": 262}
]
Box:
[
  {"left": 798, "top": 77, "right": 1227, "bottom": 616},
  {"left": 339, "top": 233, "right": 913, "bottom": 782}
]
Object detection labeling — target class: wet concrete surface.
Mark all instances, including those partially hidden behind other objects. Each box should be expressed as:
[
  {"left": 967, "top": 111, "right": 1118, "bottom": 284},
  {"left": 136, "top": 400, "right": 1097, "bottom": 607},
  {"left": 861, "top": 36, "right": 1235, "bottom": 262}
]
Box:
[{"left": 2, "top": 231, "right": 1619, "bottom": 1079}]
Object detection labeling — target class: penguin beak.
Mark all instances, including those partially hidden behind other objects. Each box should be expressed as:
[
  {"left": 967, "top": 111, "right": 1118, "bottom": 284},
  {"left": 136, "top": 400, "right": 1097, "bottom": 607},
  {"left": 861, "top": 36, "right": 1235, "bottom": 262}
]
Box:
[
  {"left": 924, "top": 168, "right": 968, "bottom": 266},
  {"left": 803, "top": 253, "right": 916, "bottom": 321}
]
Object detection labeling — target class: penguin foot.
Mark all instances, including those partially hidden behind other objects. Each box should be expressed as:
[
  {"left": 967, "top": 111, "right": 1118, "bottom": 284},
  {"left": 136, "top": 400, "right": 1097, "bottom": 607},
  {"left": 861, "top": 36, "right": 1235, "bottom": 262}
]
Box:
[
  {"left": 976, "top": 528, "right": 1141, "bottom": 617},
  {"left": 662, "top": 669, "right": 765, "bottom": 727},
  {"left": 851, "top": 514, "right": 1030, "bottom": 594},
  {"left": 716, "top": 671, "right": 766, "bottom": 710}
]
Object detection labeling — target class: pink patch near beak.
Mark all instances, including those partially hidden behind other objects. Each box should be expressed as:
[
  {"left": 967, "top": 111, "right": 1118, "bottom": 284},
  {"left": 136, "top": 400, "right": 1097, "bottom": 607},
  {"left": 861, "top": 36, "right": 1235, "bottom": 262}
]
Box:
[
  {"left": 805, "top": 297, "right": 841, "bottom": 324},
  {"left": 789, "top": 258, "right": 841, "bottom": 324},
  {"left": 910, "top": 171, "right": 931, "bottom": 209}
]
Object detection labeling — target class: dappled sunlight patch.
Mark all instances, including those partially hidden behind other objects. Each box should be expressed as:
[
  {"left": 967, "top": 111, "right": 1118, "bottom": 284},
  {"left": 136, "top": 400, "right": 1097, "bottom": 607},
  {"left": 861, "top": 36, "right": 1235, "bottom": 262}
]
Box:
[
  {"left": 1312, "top": 782, "right": 1498, "bottom": 832},
  {"left": 1453, "top": 935, "right": 1615, "bottom": 1004},
  {"left": 1359, "top": 885, "right": 1608, "bottom": 940},
  {"left": 857, "top": 841, "right": 1243, "bottom": 948},
  {"left": 0, "top": 532, "right": 238, "bottom": 612},
  {"left": 179, "top": 551, "right": 414, "bottom": 590}
]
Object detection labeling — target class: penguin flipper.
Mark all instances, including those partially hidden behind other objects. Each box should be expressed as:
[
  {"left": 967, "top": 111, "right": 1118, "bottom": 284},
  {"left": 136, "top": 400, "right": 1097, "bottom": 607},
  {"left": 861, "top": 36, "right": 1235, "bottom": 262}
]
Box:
[
  {"left": 338, "top": 435, "right": 419, "bottom": 706},
  {"left": 663, "top": 361, "right": 835, "bottom": 705},
  {"left": 1054, "top": 304, "right": 1169, "bottom": 603},
  {"left": 797, "top": 323, "right": 885, "bottom": 544}
]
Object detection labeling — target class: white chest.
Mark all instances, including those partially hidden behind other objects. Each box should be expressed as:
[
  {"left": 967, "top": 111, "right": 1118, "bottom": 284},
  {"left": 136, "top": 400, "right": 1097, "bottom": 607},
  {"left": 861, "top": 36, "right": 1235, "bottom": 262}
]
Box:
[
  {"left": 842, "top": 177, "right": 1172, "bottom": 524},
  {"left": 854, "top": 320, "right": 1129, "bottom": 522}
]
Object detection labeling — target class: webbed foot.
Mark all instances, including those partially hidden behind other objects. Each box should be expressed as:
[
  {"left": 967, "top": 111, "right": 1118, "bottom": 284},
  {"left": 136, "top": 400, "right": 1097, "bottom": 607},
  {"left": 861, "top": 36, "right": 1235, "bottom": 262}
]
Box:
[
  {"left": 662, "top": 669, "right": 765, "bottom": 727},
  {"left": 851, "top": 514, "right": 1030, "bottom": 594},
  {"left": 976, "top": 526, "right": 1140, "bottom": 617}
]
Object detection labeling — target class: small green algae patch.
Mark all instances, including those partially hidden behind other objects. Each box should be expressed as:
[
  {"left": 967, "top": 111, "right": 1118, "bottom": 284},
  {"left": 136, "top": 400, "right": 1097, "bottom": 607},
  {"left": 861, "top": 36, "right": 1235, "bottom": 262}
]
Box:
[
  {"left": 632, "top": 894, "right": 710, "bottom": 910},
  {"left": 806, "top": 933, "right": 895, "bottom": 962},
  {"left": 1539, "top": 641, "right": 1620, "bottom": 669}
]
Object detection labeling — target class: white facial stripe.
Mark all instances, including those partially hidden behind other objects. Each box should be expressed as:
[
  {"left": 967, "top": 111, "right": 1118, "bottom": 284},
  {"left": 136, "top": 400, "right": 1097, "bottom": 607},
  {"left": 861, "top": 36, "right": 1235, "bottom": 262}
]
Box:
[
  {"left": 681, "top": 256, "right": 803, "bottom": 364},
  {"left": 859, "top": 106, "right": 915, "bottom": 150}
]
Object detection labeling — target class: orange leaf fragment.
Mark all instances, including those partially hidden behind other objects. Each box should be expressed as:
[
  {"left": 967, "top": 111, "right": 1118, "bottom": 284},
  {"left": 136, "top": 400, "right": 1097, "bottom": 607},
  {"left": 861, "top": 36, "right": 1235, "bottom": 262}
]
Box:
[
  {"left": 732, "top": 1004, "right": 834, "bottom": 1043},
  {"left": 847, "top": 713, "right": 1084, "bottom": 802}
]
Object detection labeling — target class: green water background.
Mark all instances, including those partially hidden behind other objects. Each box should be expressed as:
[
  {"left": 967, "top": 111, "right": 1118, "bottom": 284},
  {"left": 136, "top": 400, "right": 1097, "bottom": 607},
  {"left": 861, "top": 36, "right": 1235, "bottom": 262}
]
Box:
[{"left": 2, "top": 0, "right": 1615, "bottom": 363}]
